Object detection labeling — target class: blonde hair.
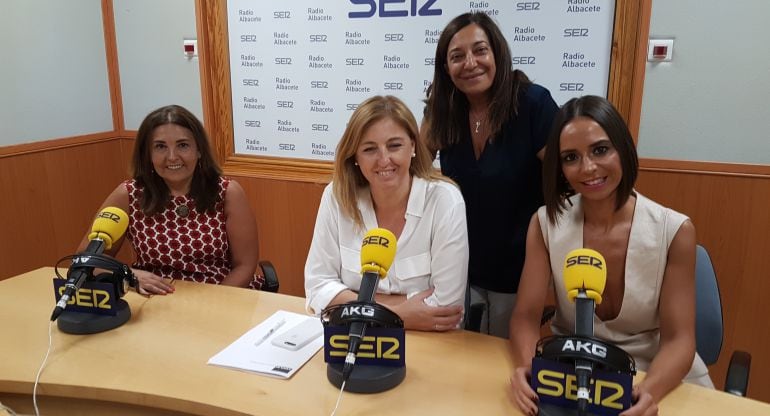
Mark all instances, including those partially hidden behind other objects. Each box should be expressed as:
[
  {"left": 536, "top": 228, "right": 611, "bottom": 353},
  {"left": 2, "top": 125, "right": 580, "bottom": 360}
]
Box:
[{"left": 333, "top": 95, "right": 449, "bottom": 228}]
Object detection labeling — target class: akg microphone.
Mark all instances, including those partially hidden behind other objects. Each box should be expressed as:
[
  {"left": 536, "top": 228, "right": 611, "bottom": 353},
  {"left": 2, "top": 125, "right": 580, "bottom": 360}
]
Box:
[
  {"left": 342, "top": 227, "right": 397, "bottom": 382},
  {"left": 563, "top": 248, "right": 607, "bottom": 416},
  {"left": 50, "top": 207, "right": 130, "bottom": 321}
]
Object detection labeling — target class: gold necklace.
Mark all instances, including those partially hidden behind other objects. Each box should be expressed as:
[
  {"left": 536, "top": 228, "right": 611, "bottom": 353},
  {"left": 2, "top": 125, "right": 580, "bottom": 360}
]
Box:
[{"left": 470, "top": 109, "right": 487, "bottom": 134}]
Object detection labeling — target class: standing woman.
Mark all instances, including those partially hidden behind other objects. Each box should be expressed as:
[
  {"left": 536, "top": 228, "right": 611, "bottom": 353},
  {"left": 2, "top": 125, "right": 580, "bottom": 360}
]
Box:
[
  {"left": 79, "top": 105, "right": 263, "bottom": 294},
  {"left": 425, "top": 12, "right": 558, "bottom": 337}
]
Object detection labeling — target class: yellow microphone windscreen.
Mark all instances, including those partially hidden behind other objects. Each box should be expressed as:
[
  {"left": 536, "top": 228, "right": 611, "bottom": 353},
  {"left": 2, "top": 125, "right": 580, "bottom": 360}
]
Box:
[
  {"left": 360, "top": 228, "right": 397, "bottom": 278},
  {"left": 563, "top": 248, "right": 607, "bottom": 304},
  {"left": 88, "top": 207, "right": 129, "bottom": 250}
]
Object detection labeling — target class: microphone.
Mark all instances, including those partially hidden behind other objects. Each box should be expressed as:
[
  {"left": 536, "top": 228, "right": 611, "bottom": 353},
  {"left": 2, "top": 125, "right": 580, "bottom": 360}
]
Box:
[
  {"left": 563, "top": 248, "right": 607, "bottom": 416},
  {"left": 342, "top": 227, "right": 397, "bottom": 382},
  {"left": 51, "top": 207, "right": 130, "bottom": 321}
]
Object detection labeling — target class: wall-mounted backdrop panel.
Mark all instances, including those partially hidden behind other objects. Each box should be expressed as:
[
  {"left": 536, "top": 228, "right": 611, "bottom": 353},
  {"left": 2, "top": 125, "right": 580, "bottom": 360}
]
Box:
[
  {"left": 227, "top": 0, "right": 616, "bottom": 161},
  {"left": 0, "top": 0, "right": 112, "bottom": 145},
  {"left": 114, "top": 0, "right": 203, "bottom": 129}
]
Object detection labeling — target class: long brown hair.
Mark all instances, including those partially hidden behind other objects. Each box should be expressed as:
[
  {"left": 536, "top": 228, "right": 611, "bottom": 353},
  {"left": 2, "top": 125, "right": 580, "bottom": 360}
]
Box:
[
  {"left": 132, "top": 105, "right": 222, "bottom": 215},
  {"left": 333, "top": 95, "right": 449, "bottom": 228},
  {"left": 542, "top": 96, "right": 639, "bottom": 224},
  {"left": 426, "top": 12, "right": 531, "bottom": 151}
]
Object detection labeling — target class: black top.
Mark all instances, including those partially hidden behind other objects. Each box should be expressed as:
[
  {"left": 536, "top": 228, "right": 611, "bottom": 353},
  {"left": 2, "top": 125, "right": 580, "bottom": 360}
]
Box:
[{"left": 439, "top": 83, "right": 558, "bottom": 293}]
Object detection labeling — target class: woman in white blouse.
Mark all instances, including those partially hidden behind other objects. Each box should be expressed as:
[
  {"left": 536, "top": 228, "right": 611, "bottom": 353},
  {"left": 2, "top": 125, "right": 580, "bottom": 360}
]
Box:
[{"left": 304, "top": 95, "right": 469, "bottom": 331}]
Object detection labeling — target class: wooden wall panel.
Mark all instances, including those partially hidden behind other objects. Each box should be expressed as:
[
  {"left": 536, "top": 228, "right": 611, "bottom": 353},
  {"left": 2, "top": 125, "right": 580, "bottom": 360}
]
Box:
[
  {"left": 637, "top": 169, "right": 770, "bottom": 403},
  {"left": 231, "top": 175, "right": 327, "bottom": 297},
  {"left": 0, "top": 139, "right": 132, "bottom": 280}
]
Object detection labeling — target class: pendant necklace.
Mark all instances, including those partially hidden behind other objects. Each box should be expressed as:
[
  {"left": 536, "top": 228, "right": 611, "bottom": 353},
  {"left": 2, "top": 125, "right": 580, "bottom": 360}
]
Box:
[{"left": 471, "top": 109, "right": 486, "bottom": 134}]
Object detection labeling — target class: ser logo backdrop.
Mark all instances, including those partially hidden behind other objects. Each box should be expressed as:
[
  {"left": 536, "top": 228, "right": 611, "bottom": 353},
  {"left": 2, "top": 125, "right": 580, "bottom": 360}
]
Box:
[{"left": 228, "top": 0, "right": 615, "bottom": 160}]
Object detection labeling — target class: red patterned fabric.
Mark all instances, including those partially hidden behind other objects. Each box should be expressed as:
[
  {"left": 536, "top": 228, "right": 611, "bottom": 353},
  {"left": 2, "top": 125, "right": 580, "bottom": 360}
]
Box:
[{"left": 125, "top": 178, "right": 263, "bottom": 289}]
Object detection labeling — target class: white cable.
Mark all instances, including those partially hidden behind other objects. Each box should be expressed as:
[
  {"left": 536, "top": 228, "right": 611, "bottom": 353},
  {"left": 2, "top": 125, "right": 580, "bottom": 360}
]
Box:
[
  {"left": 330, "top": 380, "right": 346, "bottom": 416},
  {"left": 33, "top": 320, "right": 54, "bottom": 416},
  {"left": 0, "top": 402, "right": 18, "bottom": 415}
]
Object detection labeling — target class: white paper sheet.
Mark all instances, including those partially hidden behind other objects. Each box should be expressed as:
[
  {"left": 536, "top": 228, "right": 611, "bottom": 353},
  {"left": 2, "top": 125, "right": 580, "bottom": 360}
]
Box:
[{"left": 207, "top": 310, "right": 324, "bottom": 379}]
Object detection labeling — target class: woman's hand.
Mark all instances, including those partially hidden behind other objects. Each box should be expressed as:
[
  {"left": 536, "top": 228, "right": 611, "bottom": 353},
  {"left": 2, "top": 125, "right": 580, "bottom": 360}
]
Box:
[
  {"left": 619, "top": 386, "right": 658, "bottom": 416},
  {"left": 510, "top": 365, "right": 538, "bottom": 416},
  {"left": 393, "top": 288, "right": 463, "bottom": 331},
  {"left": 133, "top": 269, "right": 174, "bottom": 296}
]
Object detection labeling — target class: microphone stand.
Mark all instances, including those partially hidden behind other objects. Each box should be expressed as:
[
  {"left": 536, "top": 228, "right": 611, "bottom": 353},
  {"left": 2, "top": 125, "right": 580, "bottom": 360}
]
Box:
[{"left": 575, "top": 291, "right": 594, "bottom": 416}]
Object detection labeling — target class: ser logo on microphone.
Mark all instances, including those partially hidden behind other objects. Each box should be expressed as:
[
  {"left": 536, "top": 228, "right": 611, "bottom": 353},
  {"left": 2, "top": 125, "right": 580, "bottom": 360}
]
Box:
[
  {"left": 97, "top": 211, "right": 121, "bottom": 222},
  {"left": 362, "top": 235, "right": 390, "bottom": 248},
  {"left": 328, "top": 335, "right": 401, "bottom": 360},
  {"left": 565, "top": 255, "right": 603, "bottom": 269},
  {"left": 536, "top": 368, "right": 625, "bottom": 410},
  {"left": 56, "top": 286, "right": 112, "bottom": 309}
]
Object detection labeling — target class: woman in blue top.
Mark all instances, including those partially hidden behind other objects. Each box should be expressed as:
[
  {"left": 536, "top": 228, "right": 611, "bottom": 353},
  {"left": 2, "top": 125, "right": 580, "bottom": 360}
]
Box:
[{"left": 424, "top": 12, "right": 558, "bottom": 337}]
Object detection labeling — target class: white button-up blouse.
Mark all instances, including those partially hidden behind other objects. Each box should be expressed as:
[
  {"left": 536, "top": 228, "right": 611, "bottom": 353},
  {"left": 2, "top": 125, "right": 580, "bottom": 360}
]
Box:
[{"left": 304, "top": 177, "right": 469, "bottom": 314}]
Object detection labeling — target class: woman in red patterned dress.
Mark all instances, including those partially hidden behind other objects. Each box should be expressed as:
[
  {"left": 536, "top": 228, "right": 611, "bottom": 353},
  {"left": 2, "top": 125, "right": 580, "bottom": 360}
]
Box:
[{"left": 79, "top": 105, "right": 263, "bottom": 294}]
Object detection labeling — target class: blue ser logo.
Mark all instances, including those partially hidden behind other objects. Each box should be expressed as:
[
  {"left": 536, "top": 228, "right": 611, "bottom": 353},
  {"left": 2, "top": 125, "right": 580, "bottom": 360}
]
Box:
[{"left": 349, "top": 0, "right": 442, "bottom": 18}]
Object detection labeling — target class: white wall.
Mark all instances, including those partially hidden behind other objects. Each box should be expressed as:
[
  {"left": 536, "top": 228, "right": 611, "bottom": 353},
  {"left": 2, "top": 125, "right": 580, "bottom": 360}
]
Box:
[
  {"left": 114, "top": 0, "right": 202, "bottom": 129},
  {"left": 0, "top": 0, "right": 112, "bottom": 146},
  {"left": 0, "top": 0, "right": 203, "bottom": 148},
  {"left": 638, "top": 0, "right": 770, "bottom": 164}
]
